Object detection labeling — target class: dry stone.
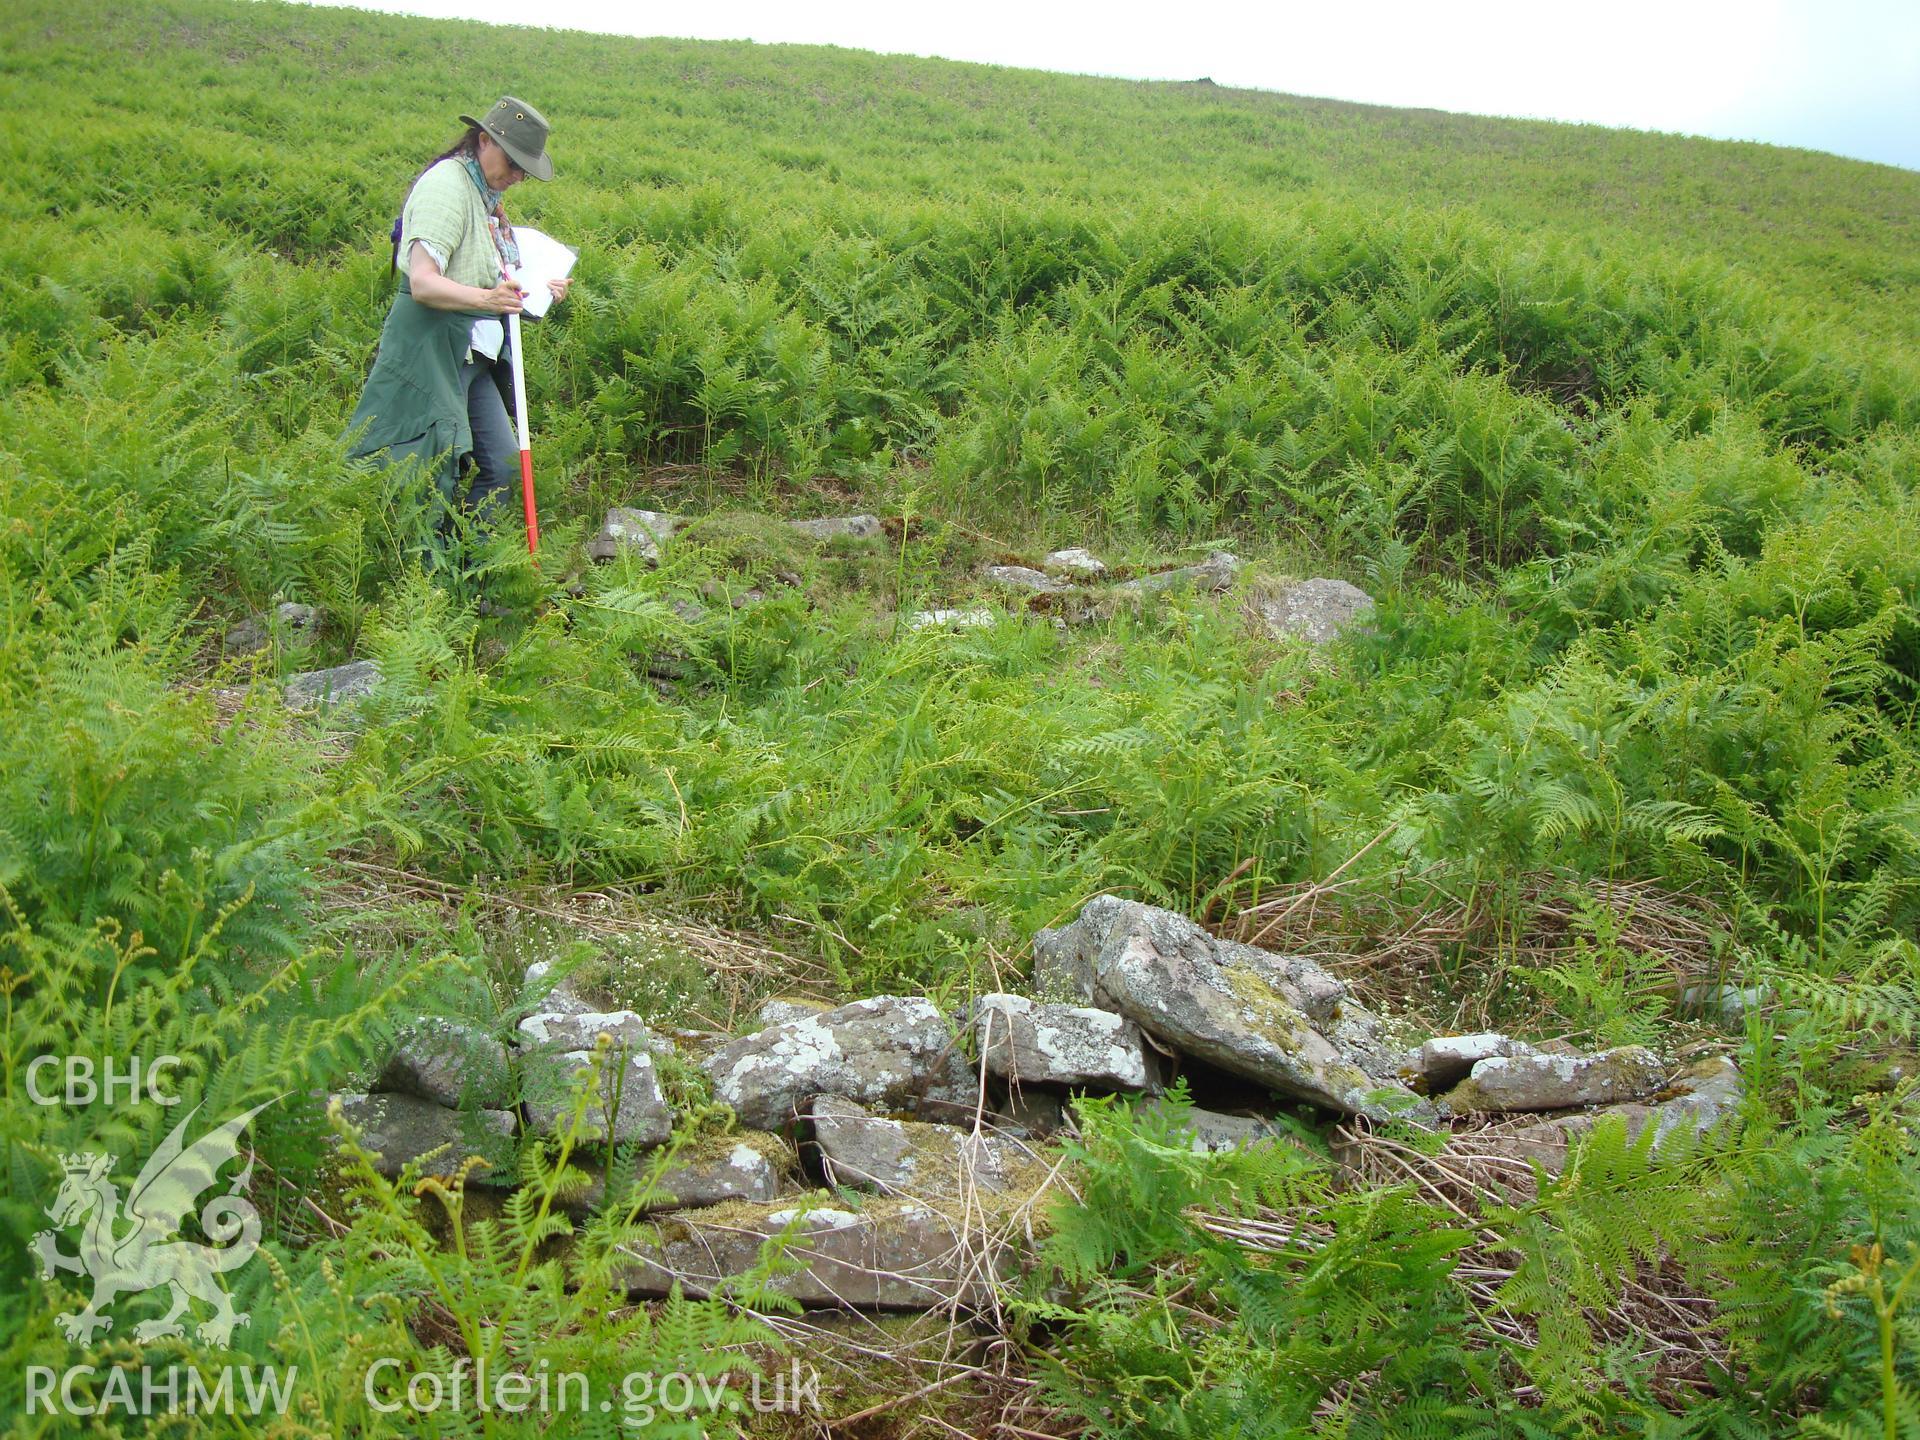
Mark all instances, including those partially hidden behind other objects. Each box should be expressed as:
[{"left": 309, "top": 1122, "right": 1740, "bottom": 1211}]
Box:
[
  {"left": 972, "top": 993, "right": 1150, "bottom": 1091},
  {"left": 284, "top": 659, "right": 381, "bottom": 710},
  {"left": 808, "top": 1096, "right": 1033, "bottom": 1199},
  {"left": 1113, "top": 551, "right": 1241, "bottom": 596},
  {"left": 518, "top": 1010, "right": 674, "bottom": 1147},
  {"left": 1401, "top": 1033, "right": 1531, "bottom": 1094},
  {"left": 561, "top": 1134, "right": 786, "bottom": 1217},
  {"left": 1254, "top": 577, "right": 1375, "bottom": 646},
  {"left": 227, "top": 601, "right": 320, "bottom": 655},
  {"left": 906, "top": 607, "right": 996, "bottom": 631},
  {"left": 332, "top": 1092, "right": 517, "bottom": 1182},
  {"left": 703, "top": 995, "right": 971, "bottom": 1131},
  {"left": 1044, "top": 548, "right": 1106, "bottom": 578},
  {"left": 613, "top": 1194, "right": 1015, "bottom": 1309},
  {"left": 1132, "top": 1097, "right": 1292, "bottom": 1154},
  {"left": 1439, "top": 1044, "right": 1665, "bottom": 1114},
  {"left": 375, "top": 1019, "right": 511, "bottom": 1110},
  {"left": 587, "top": 508, "right": 680, "bottom": 563},
  {"left": 983, "top": 565, "right": 1068, "bottom": 594},
  {"left": 787, "top": 514, "right": 882, "bottom": 541},
  {"left": 1032, "top": 896, "right": 1422, "bottom": 1120}
]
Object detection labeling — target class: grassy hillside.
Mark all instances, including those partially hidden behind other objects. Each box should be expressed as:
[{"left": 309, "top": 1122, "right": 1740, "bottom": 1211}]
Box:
[{"left": 3, "top": 0, "right": 1918, "bottom": 1433}]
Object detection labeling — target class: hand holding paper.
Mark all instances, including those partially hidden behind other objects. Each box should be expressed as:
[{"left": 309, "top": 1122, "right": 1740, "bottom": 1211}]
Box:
[{"left": 506, "top": 225, "right": 577, "bottom": 319}]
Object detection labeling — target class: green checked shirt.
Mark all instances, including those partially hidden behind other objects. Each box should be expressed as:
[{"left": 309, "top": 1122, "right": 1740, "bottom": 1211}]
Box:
[
  {"left": 398, "top": 158, "right": 510, "bottom": 360},
  {"left": 398, "top": 157, "right": 504, "bottom": 289}
]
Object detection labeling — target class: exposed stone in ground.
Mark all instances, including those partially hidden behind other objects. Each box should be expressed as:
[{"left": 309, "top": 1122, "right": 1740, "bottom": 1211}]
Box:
[
  {"left": 375, "top": 1018, "right": 511, "bottom": 1110},
  {"left": 587, "top": 508, "right": 680, "bottom": 563},
  {"left": 906, "top": 607, "right": 996, "bottom": 630},
  {"left": 984, "top": 565, "right": 1069, "bottom": 594},
  {"left": 1112, "top": 551, "right": 1241, "bottom": 596},
  {"left": 703, "top": 995, "right": 973, "bottom": 1131},
  {"left": 1044, "top": 548, "right": 1106, "bottom": 577},
  {"left": 1438, "top": 1044, "right": 1665, "bottom": 1114},
  {"left": 972, "top": 993, "right": 1150, "bottom": 1091},
  {"left": 1679, "top": 984, "right": 1771, "bottom": 1022},
  {"left": 786, "top": 514, "right": 882, "bottom": 540},
  {"left": 331, "top": 1091, "right": 517, "bottom": 1182},
  {"left": 284, "top": 658, "right": 381, "bottom": 710},
  {"left": 1252, "top": 577, "right": 1375, "bottom": 646},
  {"left": 226, "top": 601, "right": 320, "bottom": 655},
  {"left": 1033, "top": 895, "right": 1422, "bottom": 1119},
  {"left": 613, "top": 1193, "right": 1016, "bottom": 1309}
]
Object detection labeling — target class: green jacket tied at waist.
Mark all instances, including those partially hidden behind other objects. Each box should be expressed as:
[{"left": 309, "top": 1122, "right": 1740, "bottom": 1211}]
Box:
[{"left": 345, "top": 280, "right": 499, "bottom": 505}]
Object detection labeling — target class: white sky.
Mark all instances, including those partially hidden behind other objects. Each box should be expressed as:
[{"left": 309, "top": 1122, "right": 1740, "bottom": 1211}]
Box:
[{"left": 302, "top": 0, "right": 1920, "bottom": 171}]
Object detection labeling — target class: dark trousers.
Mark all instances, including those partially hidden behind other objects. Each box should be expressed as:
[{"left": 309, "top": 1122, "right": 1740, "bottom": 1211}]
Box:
[{"left": 446, "top": 348, "right": 519, "bottom": 535}]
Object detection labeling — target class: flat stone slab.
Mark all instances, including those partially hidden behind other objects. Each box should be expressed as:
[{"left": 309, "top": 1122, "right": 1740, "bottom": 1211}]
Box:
[
  {"left": 1439, "top": 1044, "right": 1665, "bottom": 1114},
  {"left": 808, "top": 1096, "right": 1037, "bottom": 1199},
  {"left": 563, "top": 1134, "right": 787, "bottom": 1216},
  {"left": 1131, "top": 1097, "right": 1292, "bottom": 1154},
  {"left": 331, "top": 1092, "right": 517, "bottom": 1183},
  {"left": 1393, "top": 1057, "right": 1746, "bottom": 1180},
  {"left": 1401, "top": 1033, "right": 1530, "bottom": 1094},
  {"left": 1032, "top": 896, "right": 1422, "bottom": 1120},
  {"left": 1044, "top": 548, "right": 1106, "bottom": 578},
  {"left": 703, "top": 995, "right": 972, "bottom": 1131},
  {"left": 906, "top": 607, "right": 996, "bottom": 631},
  {"left": 972, "top": 993, "right": 1150, "bottom": 1091},
  {"left": 1113, "top": 551, "right": 1241, "bottom": 596},
  {"left": 284, "top": 659, "right": 381, "bottom": 710},
  {"left": 613, "top": 1194, "right": 1016, "bottom": 1309},
  {"left": 984, "top": 565, "right": 1069, "bottom": 594},
  {"left": 376, "top": 1018, "right": 511, "bottom": 1110},
  {"left": 1253, "top": 577, "right": 1375, "bottom": 646},
  {"left": 787, "top": 514, "right": 882, "bottom": 541},
  {"left": 518, "top": 1010, "right": 674, "bottom": 1147},
  {"left": 587, "top": 508, "right": 680, "bottom": 563}
]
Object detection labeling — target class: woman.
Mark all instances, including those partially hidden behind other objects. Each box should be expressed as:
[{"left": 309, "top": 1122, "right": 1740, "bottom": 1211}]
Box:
[{"left": 347, "top": 96, "right": 571, "bottom": 561}]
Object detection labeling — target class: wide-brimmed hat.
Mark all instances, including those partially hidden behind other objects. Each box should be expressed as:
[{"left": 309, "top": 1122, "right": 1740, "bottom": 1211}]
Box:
[{"left": 459, "top": 96, "right": 553, "bottom": 181}]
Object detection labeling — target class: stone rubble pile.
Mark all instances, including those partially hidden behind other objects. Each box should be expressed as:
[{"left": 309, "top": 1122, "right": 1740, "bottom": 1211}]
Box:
[{"left": 332, "top": 898, "right": 1744, "bottom": 1315}]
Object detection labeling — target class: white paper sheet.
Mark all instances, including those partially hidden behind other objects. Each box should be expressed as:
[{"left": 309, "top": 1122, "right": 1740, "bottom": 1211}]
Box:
[{"left": 506, "top": 226, "right": 577, "bottom": 320}]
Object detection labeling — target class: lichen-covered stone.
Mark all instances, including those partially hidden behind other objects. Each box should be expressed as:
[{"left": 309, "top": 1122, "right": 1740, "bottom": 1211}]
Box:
[
  {"left": 1043, "top": 548, "right": 1106, "bottom": 577},
  {"left": 612, "top": 1193, "right": 1017, "bottom": 1309},
  {"left": 518, "top": 1010, "right": 674, "bottom": 1147},
  {"left": 1131, "top": 1097, "right": 1290, "bottom": 1154},
  {"left": 375, "top": 1018, "right": 511, "bottom": 1109},
  {"left": 562, "top": 1132, "right": 788, "bottom": 1216},
  {"left": 755, "top": 996, "right": 834, "bottom": 1029},
  {"left": 521, "top": 960, "right": 594, "bottom": 1017},
  {"left": 786, "top": 514, "right": 882, "bottom": 540},
  {"left": 587, "top": 508, "right": 680, "bottom": 563},
  {"left": 703, "top": 995, "right": 970, "bottom": 1131},
  {"left": 284, "top": 659, "right": 381, "bottom": 710},
  {"left": 1253, "top": 577, "right": 1375, "bottom": 646},
  {"left": 1401, "top": 1033, "right": 1532, "bottom": 1094},
  {"left": 1439, "top": 1044, "right": 1665, "bottom": 1114},
  {"left": 808, "top": 1095, "right": 1036, "bottom": 1199},
  {"left": 331, "top": 1092, "right": 517, "bottom": 1182},
  {"left": 1113, "top": 551, "right": 1241, "bottom": 595},
  {"left": 905, "top": 607, "right": 996, "bottom": 631},
  {"left": 971, "top": 993, "right": 1150, "bottom": 1091},
  {"left": 1031, "top": 896, "right": 1422, "bottom": 1120},
  {"left": 983, "top": 565, "right": 1068, "bottom": 594}
]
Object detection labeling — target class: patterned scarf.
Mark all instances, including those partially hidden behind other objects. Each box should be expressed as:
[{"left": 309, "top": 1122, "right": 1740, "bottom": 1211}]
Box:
[{"left": 461, "top": 154, "right": 522, "bottom": 269}]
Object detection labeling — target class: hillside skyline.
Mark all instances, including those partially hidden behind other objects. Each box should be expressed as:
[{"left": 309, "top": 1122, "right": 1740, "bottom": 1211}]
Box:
[{"left": 296, "top": 0, "right": 1920, "bottom": 172}]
